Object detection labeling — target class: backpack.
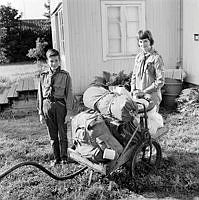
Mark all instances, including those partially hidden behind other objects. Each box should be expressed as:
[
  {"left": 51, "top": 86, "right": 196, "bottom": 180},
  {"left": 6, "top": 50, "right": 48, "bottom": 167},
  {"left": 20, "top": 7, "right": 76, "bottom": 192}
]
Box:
[{"left": 71, "top": 109, "right": 123, "bottom": 163}]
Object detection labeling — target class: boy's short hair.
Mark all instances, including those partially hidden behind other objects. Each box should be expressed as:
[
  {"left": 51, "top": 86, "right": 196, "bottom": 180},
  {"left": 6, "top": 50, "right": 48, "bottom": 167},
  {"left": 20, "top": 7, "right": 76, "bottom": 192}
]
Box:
[
  {"left": 137, "top": 30, "right": 154, "bottom": 46},
  {"left": 46, "top": 49, "right": 60, "bottom": 59}
]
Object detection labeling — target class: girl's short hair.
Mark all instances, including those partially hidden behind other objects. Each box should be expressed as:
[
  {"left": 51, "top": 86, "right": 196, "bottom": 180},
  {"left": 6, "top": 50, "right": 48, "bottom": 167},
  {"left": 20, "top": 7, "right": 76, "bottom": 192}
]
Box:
[
  {"left": 46, "top": 49, "right": 60, "bottom": 59},
  {"left": 137, "top": 30, "right": 154, "bottom": 46}
]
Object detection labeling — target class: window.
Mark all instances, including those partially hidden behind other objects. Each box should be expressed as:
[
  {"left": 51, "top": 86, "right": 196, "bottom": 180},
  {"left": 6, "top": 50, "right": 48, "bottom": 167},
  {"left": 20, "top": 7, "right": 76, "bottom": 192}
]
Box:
[
  {"left": 101, "top": 1, "right": 145, "bottom": 60},
  {"left": 51, "top": 13, "right": 60, "bottom": 52},
  {"left": 58, "top": 9, "right": 65, "bottom": 54},
  {"left": 51, "top": 5, "right": 65, "bottom": 55}
]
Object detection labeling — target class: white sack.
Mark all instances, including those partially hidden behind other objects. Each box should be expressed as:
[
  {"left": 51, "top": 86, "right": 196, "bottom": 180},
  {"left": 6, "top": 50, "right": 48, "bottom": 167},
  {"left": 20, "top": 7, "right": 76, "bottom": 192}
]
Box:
[{"left": 111, "top": 86, "right": 164, "bottom": 137}]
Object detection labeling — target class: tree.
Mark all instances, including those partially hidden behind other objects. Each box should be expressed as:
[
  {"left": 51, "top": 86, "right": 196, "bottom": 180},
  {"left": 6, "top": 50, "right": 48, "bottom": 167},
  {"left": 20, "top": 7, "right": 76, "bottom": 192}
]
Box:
[
  {"left": 0, "top": 5, "right": 21, "bottom": 62},
  {"left": 0, "top": 4, "right": 52, "bottom": 63},
  {"left": 0, "top": 5, "right": 21, "bottom": 34},
  {"left": 27, "top": 37, "right": 48, "bottom": 62}
]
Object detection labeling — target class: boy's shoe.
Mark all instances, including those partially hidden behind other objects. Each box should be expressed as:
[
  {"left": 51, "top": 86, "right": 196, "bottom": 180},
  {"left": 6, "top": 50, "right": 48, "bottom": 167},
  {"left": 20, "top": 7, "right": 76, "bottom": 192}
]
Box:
[
  {"left": 61, "top": 159, "right": 68, "bottom": 165},
  {"left": 50, "top": 159, "right": 61, "bottom": 167},
  {"left": 61, "top": 158, "right": 76, "bottom": 165}
]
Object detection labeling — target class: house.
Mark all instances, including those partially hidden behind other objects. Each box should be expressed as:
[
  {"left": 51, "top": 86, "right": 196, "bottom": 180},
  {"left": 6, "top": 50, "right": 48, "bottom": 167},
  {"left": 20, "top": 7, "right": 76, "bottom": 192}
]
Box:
[
  {"left": 183, "top": 0, "right": 199, "bottom": 85},
  {"left": 50, "top": 0, "right": 198, "bottom": 95}
]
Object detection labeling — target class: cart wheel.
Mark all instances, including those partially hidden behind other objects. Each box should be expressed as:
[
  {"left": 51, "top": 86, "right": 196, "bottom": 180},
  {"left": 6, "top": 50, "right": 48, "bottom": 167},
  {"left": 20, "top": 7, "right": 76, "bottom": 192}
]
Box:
[{"left": 131, "top": 139, "right": 162, "bottom": 178}]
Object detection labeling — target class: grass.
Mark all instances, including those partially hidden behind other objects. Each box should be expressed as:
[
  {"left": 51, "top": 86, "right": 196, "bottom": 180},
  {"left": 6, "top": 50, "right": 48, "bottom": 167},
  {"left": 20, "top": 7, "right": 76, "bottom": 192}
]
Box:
[
  {"left": 0, "top": 61, "right": 34, "bottom": 66},
  {"left": 0, "top": 62, "right": 43, "bottom": 82},
  {"left": 0, "top": 76, "right": 11, "bottom": 90},
  {"left": 0, "top": 110, "right": 198, "bottom": 200}
]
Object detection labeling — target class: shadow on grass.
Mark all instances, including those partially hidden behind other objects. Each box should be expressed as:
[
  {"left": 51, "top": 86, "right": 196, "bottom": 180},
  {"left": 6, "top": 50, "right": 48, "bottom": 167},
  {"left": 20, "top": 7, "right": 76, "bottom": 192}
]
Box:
[{"left": 107, "top": 151, "right": 199, "bottom": 200}]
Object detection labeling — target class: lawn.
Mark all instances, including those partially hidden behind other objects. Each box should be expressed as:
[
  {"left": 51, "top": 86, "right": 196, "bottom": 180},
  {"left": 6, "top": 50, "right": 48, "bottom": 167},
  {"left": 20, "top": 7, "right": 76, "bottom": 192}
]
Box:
[
  {"left": 0, "top": 63, "right": 41, "bottom": 81},
  {"left": 0, "top": 106, "right": 199, "bottom": 200},
  {"left": 0, "top": 64, "right": 198, "bottom": 199}
]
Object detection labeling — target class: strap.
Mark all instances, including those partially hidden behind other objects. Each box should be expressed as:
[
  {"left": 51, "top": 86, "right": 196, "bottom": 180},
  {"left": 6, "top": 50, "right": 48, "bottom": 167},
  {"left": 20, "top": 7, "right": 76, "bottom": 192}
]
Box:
[{"left": 107, "top": 93, "right": 119, "bottom": 117}]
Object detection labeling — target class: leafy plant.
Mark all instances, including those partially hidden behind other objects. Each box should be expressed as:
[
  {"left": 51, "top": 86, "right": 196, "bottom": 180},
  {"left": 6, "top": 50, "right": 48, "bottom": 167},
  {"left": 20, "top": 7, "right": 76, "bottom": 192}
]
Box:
[
  {"left": 109, "top": 70, "right": 133, "bottom": 91},
  {"left": 0, "top": 48, "right": 9, "bottom": 64},
  {"left": 92, "top": 70, "right": 133, "bottom": 91},
  {"left": 0, "top": 75, "right": 10, "bottom": 89},
  {"left": 27, "top": 38, "right": 48, "bottom": 62}
]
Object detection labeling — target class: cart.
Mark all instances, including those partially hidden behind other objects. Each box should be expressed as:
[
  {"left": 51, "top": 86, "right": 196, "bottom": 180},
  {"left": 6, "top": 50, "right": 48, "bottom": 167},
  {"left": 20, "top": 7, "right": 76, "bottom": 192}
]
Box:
[
  {"left": 0, "top": 102, "right": 162, "bottom": 182},
  {"left": 67, "top": 101, "right": 162, "bottom": 180}
]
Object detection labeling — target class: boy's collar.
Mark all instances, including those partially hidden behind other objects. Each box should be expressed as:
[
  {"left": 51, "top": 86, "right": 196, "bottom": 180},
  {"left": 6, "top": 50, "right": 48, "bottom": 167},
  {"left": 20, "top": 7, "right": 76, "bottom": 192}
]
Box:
[{"left": 49, "top": 66, "right": 61, "bottom": 74}]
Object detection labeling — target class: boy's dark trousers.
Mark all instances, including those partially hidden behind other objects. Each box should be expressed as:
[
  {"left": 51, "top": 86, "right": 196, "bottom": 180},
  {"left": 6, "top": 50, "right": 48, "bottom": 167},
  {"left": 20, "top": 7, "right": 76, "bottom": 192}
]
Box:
[{"left": 43, "top": 99, "right": 68, "bottom": 161}]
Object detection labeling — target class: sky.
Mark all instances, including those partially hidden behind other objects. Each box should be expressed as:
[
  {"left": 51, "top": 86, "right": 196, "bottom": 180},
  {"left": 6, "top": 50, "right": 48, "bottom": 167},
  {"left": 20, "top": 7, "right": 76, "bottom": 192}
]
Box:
[{"left": 0, "top": 0, "right": 48, "bottom": 19}]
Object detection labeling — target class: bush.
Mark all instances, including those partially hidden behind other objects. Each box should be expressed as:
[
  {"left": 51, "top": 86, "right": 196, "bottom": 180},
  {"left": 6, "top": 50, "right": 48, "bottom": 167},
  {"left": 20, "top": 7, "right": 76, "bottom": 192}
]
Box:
[
  {"left": 92, "top": 70, "right": 133, "bottom": 91},
  {"left": 0, "top": 5, "right": 52, "bottom": 63},
  {"left": 0, "top": 48, "right": 9, "bottom": 64},
  {"left": 27, "top": 38, "right": 48, "bottom": 62},
  {"left": 0, "top": 76, "right": 10, "bottom": 89}
]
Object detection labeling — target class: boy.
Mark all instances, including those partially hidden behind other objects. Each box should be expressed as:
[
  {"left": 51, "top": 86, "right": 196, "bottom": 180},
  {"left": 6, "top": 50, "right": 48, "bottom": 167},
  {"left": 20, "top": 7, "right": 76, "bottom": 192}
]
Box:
[{"left": 38, "top": 49, "right": 74, "bottom": 166}]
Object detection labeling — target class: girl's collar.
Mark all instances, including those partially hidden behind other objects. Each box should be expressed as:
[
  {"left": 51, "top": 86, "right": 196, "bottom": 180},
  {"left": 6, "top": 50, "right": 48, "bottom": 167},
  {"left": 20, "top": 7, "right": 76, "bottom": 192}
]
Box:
[{"left": 141, "top": 47, "right": 156, "bottom": 56}]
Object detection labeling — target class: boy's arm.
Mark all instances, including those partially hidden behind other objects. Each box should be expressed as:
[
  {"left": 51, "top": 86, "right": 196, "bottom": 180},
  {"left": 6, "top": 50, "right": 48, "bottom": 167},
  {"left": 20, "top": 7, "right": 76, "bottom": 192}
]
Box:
[
  {"left": 37, "top": 78, "right": 43, "bottom": 116},
  {"left": 65, "top": 73, "right": 74, "bottom": 116}
]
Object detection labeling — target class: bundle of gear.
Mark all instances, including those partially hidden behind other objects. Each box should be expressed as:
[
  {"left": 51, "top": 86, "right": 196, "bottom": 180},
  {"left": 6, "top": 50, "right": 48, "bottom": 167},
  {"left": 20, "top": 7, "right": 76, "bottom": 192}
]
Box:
[{"left": 71, "top": 72, "right": 164, "bottom": 163}]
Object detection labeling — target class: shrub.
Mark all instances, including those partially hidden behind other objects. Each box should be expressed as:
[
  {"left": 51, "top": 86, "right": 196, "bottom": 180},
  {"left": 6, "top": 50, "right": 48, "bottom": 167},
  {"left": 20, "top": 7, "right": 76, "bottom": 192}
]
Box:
[
  {"left": 0, "top": 48, "right": 9, "bottom": 64},
  {"left": 0, "top": 5, "right": 52, "bottom": 63},
  {"left": 0, "top": 76, "right": 10, "bottom": 89},
  {"left": 27, "top": 38, "right": 48, "bottom": 62},
  {"left": 92, "top": 70, "right": 133, "bottom": 91}
]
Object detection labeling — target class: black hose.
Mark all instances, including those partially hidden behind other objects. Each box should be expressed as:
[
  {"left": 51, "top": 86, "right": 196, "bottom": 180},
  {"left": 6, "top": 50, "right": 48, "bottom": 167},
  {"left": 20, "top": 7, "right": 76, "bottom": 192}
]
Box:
[{"left": 0, "top": 161, "right": 87, "bottom": 181}]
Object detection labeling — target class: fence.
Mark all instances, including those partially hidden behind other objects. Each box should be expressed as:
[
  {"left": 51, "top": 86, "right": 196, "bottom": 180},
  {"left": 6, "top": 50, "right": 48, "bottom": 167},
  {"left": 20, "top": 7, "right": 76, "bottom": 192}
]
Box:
[{"left": 0, "top": 19, "right": 50, "bottom": 32}]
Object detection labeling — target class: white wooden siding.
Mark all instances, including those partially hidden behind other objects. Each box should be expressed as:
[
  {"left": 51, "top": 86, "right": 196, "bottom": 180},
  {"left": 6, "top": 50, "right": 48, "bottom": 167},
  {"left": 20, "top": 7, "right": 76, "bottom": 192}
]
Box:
[
  {"left": 68, "top": 0, "right": 139, "bottom": 94},
  {"left": 65, "top": 0, "right": 180, "bottom": 94},
  {"left": 62, "top": 0, "right": 71, "bottom": 72},
  {"left": 50, "top": 15, "right": 57, "bottom": 49},
  {"left": 183, "top": 0, "right": 199, "bottom": 85},
  {"left": 146, "top": 0, "right": 181, "bottom": 68}
]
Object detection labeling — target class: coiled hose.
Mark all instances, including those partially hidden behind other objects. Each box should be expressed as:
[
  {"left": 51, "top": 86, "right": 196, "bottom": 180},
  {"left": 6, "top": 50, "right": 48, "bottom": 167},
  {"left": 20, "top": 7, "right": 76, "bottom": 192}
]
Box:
[{"left": 0, "top": 161, "right": 87, "bottom": 181}]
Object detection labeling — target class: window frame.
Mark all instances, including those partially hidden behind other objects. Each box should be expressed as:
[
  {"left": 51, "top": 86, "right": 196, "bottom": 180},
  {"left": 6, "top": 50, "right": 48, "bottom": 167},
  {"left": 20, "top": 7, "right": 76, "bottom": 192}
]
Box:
[
  {"left": 101, "top": 0, "right": 145, "bottom": 61},
  {"left": 58, "top": 7, "right": 65, "bottom": 55}
]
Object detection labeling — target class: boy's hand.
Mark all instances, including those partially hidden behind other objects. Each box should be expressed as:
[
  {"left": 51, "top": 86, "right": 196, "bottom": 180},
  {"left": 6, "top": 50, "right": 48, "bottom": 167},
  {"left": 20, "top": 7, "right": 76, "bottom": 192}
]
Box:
[
  {"left": 65, "top": 115, "right": 72, "bottom": 123},
  {"left": 39, "top": 115, "right": 45, "bottom": 124}
]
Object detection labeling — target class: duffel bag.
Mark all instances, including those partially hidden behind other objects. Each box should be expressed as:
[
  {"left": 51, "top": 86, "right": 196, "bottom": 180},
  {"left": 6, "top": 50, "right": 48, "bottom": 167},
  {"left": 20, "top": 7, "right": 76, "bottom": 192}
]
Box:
[
  {"left": 83, "top": 86, "right": 138, "bottom": 122},
  {"left": 71, "top": 110, "right": 123, "bottom": 163}
]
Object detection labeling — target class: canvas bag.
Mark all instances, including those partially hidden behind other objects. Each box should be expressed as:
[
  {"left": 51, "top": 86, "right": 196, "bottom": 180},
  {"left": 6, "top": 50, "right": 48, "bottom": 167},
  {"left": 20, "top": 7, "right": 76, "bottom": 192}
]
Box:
[
  {"left": 71, "top": 110, "right": 123, "bottom": 163},
  {"left": 83, "top": 86, "right": 138, "bottom": 122}
]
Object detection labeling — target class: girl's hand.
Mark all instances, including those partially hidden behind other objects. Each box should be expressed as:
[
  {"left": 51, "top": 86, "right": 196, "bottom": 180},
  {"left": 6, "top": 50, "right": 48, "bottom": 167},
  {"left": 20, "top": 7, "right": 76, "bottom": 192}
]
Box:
[
  {"left": 144, "top": 93, "right": 152, "bottom": 101},
  {"left": 39, "top": 115, "right": 45, "bottom": 124},
  {"left": 132, "top": 90, "right": 145, "bottom": 98}
]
